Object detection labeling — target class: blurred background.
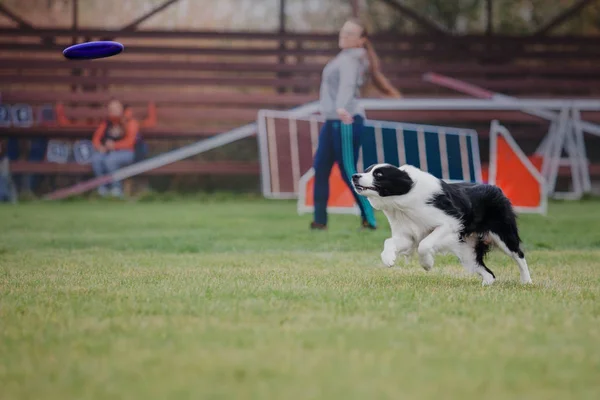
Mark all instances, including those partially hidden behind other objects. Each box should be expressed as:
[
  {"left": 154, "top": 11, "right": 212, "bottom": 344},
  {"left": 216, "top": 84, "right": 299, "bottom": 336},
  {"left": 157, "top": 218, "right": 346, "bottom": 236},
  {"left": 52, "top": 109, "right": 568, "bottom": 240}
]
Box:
[{"left": 1, "top": 0, "right": 600, "bottom": 200}]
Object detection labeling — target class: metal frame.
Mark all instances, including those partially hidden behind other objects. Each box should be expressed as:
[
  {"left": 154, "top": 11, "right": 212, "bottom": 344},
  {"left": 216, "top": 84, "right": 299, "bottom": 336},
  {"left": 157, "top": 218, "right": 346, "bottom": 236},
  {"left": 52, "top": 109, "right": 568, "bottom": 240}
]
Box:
[
  {"left": 356, "top": 98, "right": 600, "bottom": 111},
  {"left": 423, "top": 73, "right": 599, "bottom": 199}
]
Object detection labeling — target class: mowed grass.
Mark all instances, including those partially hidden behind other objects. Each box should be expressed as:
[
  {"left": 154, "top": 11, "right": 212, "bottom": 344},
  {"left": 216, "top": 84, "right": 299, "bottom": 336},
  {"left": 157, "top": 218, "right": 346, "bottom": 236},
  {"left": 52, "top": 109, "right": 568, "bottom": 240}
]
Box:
[{"left": 1, "top": 198, "right": 599, "bottom": 400}]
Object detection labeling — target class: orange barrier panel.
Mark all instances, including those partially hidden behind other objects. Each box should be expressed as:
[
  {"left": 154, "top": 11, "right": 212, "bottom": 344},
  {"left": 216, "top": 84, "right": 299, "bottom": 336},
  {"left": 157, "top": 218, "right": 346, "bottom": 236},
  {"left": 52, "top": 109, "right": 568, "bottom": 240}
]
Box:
[
  {"left": 489, "top": 121, "right": 547, "bottom": 214},
  {"left": 298, "top": 164, "right": 360, "bottom": 215}
]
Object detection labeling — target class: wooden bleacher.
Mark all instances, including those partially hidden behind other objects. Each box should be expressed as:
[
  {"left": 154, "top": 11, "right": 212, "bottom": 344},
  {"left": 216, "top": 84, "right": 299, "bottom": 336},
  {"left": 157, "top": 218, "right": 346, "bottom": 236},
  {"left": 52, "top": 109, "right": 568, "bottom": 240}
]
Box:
[{"left": 2, "top": 28, "right": 600, "bottom": 191}]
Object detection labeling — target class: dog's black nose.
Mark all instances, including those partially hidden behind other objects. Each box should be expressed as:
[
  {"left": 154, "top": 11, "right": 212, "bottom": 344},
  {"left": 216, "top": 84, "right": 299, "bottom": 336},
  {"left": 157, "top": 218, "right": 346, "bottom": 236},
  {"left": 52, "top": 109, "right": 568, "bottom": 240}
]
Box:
[{"left": 352, "top": 174, "right": 360, "bottom": 183}]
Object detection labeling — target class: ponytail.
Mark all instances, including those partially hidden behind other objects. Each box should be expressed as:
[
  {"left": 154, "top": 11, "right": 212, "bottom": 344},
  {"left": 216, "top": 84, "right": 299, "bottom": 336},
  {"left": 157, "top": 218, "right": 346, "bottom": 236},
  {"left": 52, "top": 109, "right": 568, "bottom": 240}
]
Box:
[
  {"left": 363, "top": 38, "right": 401, "bottom": 98},
  {"left": 347, "top": 18, "right": 402, "bottom": 98}
]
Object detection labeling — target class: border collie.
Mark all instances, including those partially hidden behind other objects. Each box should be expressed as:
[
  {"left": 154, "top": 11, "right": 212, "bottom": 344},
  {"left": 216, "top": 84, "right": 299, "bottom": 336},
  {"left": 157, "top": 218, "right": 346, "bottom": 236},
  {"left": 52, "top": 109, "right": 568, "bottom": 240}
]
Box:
[{"left": 351, "top": 164, "right": 532, "bottom": 286}]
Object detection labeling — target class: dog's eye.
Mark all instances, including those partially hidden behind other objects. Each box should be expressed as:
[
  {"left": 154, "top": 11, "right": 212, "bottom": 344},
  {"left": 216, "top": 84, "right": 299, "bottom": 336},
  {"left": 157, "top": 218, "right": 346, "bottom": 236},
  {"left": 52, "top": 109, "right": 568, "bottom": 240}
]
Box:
[{"left": 374, "top": 171, "right": 383, "bottom": 178}]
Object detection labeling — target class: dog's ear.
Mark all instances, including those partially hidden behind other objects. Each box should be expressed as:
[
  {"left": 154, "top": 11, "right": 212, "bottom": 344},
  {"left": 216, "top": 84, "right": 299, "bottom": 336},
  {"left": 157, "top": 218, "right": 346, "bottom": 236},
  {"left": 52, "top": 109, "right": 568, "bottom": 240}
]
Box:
[{"left": 377, "top": 167, "right": 414, "bottom": 197}]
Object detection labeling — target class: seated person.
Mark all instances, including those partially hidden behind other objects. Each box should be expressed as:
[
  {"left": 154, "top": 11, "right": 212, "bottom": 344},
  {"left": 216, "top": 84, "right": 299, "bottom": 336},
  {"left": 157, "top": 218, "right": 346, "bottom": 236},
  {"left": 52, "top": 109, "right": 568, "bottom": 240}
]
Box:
[{"left": 91, "top": 99, "right": 138, "bottom": 197}]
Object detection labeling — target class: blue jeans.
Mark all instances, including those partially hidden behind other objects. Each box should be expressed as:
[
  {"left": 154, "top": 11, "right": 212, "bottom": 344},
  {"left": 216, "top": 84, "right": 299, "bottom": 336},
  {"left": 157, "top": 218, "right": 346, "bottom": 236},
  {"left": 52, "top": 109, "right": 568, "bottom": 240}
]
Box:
[
  {"left": 312, "top": 115, "right": 376, "bottom": 226},
  {"left": 91, "top": 150, "right": 134, "bottom": 191}
]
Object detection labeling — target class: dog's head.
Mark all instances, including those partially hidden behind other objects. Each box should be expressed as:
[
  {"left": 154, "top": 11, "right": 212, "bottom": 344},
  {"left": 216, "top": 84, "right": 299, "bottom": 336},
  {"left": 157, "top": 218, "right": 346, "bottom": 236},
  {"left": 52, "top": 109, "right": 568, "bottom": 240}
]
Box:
[{"left": 352, "top": 163, "right": 415, "bottom": 198}]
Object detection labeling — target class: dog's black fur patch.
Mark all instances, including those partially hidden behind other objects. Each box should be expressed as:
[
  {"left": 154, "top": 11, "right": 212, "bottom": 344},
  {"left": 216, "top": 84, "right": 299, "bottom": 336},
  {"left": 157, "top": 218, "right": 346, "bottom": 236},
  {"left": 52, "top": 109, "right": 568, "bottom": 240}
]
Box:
[
  {"left": 427, "top": 181, "right": 524, "bottom": 276},
  {"left": 475, "top": 237, "right": 495, "bottom": 279},
  {"left": 371, "top": 165, "right": 414, "bottom": 197}
]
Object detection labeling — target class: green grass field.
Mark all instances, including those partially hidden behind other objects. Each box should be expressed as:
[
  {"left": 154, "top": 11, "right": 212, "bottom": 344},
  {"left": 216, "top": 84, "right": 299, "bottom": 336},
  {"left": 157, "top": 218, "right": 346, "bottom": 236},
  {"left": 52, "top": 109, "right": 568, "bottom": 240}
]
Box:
[{"left": 1, "top": 198, "right": 599, "bottom": 400}]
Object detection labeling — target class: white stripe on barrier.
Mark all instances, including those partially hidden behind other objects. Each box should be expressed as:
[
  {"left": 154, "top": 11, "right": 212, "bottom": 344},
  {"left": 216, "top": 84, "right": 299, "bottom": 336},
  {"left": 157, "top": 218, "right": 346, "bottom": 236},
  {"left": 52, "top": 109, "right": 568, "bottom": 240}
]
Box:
[
  {"left": 417, "top": 127, "right": 428, "bottom": 172},
  {"left": 289, "top": 118, "right": 301, "bottom": 193},
  {"left": 395, "top": 126, "right": 406, "bottom": 166},
  {"left": 459, "top": 134, "right": 471, "bottom": 182},
  {"left": 357, "top": 146, "right": 364, "bottom": 172},
  {"left": 468, "top": 130, "right": 484, "bottom": 183},
  {"left": 374, "top": 123, "right": 384, "bottom": 163},
  {"left": 438, "top": 129, "right": 449, "bottom": 180}
]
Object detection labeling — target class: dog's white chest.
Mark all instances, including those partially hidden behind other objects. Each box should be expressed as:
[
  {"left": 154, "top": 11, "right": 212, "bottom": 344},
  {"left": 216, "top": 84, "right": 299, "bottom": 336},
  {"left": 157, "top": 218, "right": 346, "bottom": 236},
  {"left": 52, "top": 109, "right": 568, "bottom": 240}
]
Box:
[{"left": 384, "top": 208, "right": 441, "bottom": 241}]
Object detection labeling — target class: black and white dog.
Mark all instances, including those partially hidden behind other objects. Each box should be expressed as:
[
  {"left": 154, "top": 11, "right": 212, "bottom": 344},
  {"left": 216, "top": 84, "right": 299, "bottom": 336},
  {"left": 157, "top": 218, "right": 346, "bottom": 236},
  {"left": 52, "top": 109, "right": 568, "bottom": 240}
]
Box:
[{"left": 352, "top": 164, "right": 532, "bottom": 286}]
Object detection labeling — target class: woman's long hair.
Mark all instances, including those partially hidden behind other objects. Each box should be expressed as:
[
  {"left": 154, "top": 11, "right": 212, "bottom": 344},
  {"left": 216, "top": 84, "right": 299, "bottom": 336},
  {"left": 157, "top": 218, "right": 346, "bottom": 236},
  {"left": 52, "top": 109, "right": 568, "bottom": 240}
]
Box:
[{"left": 348, "top": 18, "right": 401, "bottom": 98}]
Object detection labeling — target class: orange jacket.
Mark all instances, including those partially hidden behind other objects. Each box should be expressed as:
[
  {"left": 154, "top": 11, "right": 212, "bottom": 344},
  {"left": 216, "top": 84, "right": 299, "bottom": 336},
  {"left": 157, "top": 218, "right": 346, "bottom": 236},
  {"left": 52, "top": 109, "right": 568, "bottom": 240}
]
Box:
[{"left": 92, "top": 119, "right": 139, "bottom": 152}]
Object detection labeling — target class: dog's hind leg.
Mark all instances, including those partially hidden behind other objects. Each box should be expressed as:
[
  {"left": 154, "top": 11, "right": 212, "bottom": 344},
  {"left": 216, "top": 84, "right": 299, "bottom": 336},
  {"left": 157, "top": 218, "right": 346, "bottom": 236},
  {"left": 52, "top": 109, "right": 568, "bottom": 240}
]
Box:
[
  {"left": 456, "top": 237, "right": 495, "bottom": 286},
  {"left": 417, "top": 226, "right": 458, "bottom": 271},
  {"left": 490, "top": 233, "right": 532, "bottom": 284}
]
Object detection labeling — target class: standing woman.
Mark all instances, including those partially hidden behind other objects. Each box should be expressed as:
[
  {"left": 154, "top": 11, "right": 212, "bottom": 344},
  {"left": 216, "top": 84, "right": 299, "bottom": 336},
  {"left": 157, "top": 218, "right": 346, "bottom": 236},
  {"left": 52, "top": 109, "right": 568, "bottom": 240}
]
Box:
[{"left": 311, "top": 18, "right": 401, "bottom": 230}]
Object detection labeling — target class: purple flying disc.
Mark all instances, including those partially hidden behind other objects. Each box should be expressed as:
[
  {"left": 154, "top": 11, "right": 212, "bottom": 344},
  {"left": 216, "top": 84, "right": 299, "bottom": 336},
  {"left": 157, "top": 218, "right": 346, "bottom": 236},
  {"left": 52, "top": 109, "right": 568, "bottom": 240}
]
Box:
[{"left": 63, "top": 41, "right": 124, "bottom": 60}]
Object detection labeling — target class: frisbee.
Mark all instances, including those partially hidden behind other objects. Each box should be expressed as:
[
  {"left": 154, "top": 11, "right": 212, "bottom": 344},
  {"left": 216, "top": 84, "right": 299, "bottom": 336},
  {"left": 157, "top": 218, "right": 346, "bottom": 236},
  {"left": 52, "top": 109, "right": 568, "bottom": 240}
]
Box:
[{"left": 63, "top": 41, "right": 124, "bottom": 60}]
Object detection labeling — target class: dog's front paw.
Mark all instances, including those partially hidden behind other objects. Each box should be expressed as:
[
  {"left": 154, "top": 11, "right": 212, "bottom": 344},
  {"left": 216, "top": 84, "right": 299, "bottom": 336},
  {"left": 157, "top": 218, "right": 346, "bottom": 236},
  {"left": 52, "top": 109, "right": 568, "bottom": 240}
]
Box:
[
  {"left": 520, "top": 277, "right": 533, "bottom": 285},
  {"left": 380, "top": 250, "right": 397, "bottom": 267},
  {"left": 481, "top": 275, "right": 496, "bottom": 286}
]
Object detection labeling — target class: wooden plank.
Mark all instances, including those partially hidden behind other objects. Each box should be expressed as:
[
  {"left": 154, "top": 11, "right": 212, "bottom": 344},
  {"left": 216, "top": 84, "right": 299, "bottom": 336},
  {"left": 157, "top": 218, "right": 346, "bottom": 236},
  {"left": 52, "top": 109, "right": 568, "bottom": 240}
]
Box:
[
  {"left": 8, "top": 160, "right": 260, "bottom": 175},
  {"left": 0, "top": 125, "right": 240, "bottom": 139},
  {"left": 0, "top": 42, "right": 338, "bottom": 57},
  {"left": 7, "top": 74, "right": 600, "bottom": 93},
  {"left": 60, "top": 106, "right": 258, "bottom": 121},
  {"left": 5, "top": 58, "right": 600, "bottom": 78},
  {"left": 0, "top": 27, "right": 339, "bottom": 41},
  {"left": 0, "top": 75, "right": 431, "bottom": 91},
  {"left": 0, "top": 74, "right": 321, "bottom": 87},
  {"left": 0, "top": 58, "right": 325, "bottom": 73},
  {"left": 0, "top": 90, "right": 316, "bottom": 106},
  {"left": 0, "top": 28, "right": 599, "bottom": 45},
  {"left": 3, "top": 42, "right": 600, "bottom": 59}
]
